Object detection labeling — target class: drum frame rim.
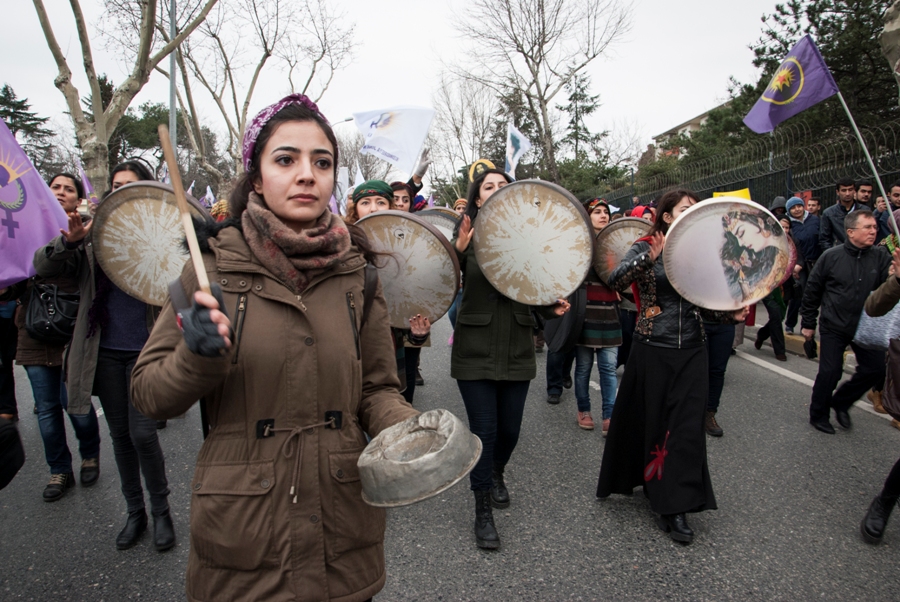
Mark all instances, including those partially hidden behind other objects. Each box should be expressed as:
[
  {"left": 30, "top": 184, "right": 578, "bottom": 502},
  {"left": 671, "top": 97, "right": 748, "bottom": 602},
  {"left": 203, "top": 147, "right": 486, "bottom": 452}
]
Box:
[
  {"left": 356, "top": 209, "right": 461, "bottom": 327},
  {"left": 592, "top": 217, "right": 652, "bottom": 287},
  {"left": 92, "top": 182, "right": 208, "bottom": 306},
  {"left": 472, "top": 179, "right": 593, "bottom": 305}
]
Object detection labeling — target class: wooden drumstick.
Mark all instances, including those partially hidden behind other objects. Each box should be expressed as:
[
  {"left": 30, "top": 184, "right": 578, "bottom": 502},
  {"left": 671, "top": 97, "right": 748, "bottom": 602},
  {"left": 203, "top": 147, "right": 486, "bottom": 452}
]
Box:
[{"left": 157, "top": 125, "right": 211, "bottom": 296}]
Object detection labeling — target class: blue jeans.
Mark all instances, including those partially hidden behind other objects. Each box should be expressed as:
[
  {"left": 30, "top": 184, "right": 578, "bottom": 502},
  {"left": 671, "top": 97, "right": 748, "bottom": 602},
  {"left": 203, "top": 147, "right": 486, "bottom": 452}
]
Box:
[
  {"left": 24, "top": 365, "right": 100, "bottom": 474},
  {"left": 704, "top": 323, "right": 735, "bottom": 412},
  {"left": 575, "top": 346, "right": 618, "bottom": 418}
]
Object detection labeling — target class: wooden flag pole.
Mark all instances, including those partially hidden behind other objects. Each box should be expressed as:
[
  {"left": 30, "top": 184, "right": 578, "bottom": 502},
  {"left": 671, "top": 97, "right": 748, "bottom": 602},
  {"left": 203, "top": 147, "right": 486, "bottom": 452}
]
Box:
[
  {"left": 158, "top": 124, "right": 211, "bottom": 295},
  {"left": 836, "top": 91, "right": 900, "bottom": 239}
]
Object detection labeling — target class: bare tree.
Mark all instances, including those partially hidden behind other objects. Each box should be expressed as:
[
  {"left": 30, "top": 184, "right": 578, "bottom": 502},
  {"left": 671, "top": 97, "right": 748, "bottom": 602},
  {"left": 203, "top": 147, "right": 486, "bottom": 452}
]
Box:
[
  {"left": 154, "top": 0, "right": 355, "bottom": 176},
  {"left": 33, "top": 0, "right": 218, "bottom": 194},
  {"left": 599, "top": 117, "right": 644, "bottom": 169},
  {"left": 430, "top": 75, "right": 498, "bottom": 196},
  {"left": 452, "top": 0, "right": 630, "bottom": 183}
]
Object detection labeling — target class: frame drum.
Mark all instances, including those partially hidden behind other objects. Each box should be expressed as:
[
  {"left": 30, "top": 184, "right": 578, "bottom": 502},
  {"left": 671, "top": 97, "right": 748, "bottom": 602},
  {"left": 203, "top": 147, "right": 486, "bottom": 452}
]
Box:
[
  {"left": 473, "top": 180, "right": 593, "bottom": 305},
  {"left": 593, "top": 217, "right": 652, "bottom": 285},
  {"left": 356, "top": 210, "right": 460, "bottom": 328},
  {"left": 664, "top": 197, "right": 790, "bottom": 311},
  {"left": 92, "top": 182, "right": 207, "bottom": 306},
  {"left": 415, "top": 209, "right": 459, "bottom": 243}
]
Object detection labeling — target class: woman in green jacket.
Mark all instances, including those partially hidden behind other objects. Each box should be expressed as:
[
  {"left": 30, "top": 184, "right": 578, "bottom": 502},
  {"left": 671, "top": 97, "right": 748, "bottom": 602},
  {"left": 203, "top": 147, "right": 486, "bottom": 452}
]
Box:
[{"left": 452, "top": 160, "right": 569, "bottom": 549}]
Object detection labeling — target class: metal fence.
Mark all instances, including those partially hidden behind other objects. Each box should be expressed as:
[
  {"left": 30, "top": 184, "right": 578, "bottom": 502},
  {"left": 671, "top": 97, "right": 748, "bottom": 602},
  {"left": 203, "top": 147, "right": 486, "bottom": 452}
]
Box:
[{"left": 600, "top": 120, "right": 900, "bottom": 209}]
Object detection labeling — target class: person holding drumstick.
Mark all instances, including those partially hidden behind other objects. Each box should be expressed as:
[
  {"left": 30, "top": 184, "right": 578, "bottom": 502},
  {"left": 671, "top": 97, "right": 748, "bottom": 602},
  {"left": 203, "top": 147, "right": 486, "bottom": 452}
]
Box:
[
  {"left": 596, "top": 189, "right": 747, "bottom": 545},
  {"left": 131, "top": 95, "right": 421, "bottom": 602},
  {"left": 33, "top": 162, "right": 175, "bottom": 552},
  {"left": 345, "top": 180, "right": 431, "bottom": 404},
  {"left": 452, "top": 159, "right": 570, "bottom": 550}
]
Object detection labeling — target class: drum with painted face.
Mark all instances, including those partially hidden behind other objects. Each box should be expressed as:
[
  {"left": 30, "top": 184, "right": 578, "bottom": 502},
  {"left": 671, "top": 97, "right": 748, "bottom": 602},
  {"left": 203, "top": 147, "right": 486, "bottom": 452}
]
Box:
[
  {"left": 664, "top": 197, "right": 790, "bottom": 311},
  {"left": 593, "top": 217, "right": 652, "bottom": 286},
  {"left": 472, "top": 180, "right": 593, "bottom": 305},
  {"left": 92, "top": 182, "right": 207, "bottom": 306},
  {"left": 355, "top": 210, "right": 460, "bottom": 328}
]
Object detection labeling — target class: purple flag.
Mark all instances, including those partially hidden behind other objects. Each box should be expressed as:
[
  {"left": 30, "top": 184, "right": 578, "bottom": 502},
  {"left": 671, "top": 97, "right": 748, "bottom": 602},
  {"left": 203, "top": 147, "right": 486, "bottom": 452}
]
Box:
[
  {"left": 427, "top": 194, "right": 434, "bottom": 208},
  {"left": 75, "top": 157, "right": 99, "bottom": 204},
  {"left": 329, "top": 195, "right": 339, "bottom": 214},
  {"left": 743, "top": 35, "right": 838, "bottom": 134},
  {"left": 0, "top": 118, "right": 69, "bottom": 288}
]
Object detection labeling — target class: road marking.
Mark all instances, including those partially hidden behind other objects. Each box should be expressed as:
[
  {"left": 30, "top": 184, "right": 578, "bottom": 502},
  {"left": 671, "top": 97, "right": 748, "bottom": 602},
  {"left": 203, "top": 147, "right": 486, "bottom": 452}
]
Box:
[{"left": 734, "top": 350, "right": 891, "bottom": 421}]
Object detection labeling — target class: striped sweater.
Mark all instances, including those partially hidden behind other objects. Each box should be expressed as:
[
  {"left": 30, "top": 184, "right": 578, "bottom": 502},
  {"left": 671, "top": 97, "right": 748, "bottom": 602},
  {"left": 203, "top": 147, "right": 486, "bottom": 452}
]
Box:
[{"left": 577, "top": 272, "right": 623, "bottom": 348}]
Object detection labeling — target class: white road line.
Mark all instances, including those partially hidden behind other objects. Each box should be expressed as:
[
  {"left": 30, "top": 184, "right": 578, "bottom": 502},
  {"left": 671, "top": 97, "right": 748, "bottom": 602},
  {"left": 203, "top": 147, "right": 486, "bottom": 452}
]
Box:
[{"left": 734, "top": 349, "right": 892, "bottom": 421}]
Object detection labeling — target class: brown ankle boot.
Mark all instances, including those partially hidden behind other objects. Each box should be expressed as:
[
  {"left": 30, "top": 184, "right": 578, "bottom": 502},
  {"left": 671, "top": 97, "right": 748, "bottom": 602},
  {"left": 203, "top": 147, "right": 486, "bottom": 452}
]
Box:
[
  {"left": 868, "top": 389, "right": 887, "bottom": 414},
  {"left": 705, "top": 411, "right": 723, "bottom": 437}
]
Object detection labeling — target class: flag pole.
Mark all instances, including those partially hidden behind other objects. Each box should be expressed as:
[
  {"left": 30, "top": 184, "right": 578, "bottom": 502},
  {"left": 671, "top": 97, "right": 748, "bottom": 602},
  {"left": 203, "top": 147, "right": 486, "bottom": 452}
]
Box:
[{"left": 835, "top": 90, "right": 900, "bottom": 238}]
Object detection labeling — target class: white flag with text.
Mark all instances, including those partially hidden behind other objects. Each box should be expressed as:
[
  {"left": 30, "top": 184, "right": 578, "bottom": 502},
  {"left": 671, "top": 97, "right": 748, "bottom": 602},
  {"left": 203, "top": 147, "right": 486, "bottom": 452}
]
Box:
[{"left": 353, "top": 106, "right": 435, "bottom": 175}]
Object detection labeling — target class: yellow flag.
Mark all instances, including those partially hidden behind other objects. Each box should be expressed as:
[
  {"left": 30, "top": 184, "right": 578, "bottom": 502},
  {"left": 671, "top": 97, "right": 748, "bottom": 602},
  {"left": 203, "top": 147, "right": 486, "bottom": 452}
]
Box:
[{"left": 713, "top": 188, "right": 752, "bottom": 200}]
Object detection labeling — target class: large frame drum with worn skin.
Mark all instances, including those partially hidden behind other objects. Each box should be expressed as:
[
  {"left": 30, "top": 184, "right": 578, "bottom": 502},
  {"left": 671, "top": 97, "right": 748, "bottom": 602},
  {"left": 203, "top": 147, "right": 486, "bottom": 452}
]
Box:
[
  {"left": 472, "top": 180, "right": 593, "bottom": 306},
  {"left": 356, "top": 210, "right": 460, "bottom": 328},
  {"left": 664, "top": 197, "right": 790, "bottom": 311},
  {"left": 92, "top": 182, "right": 207, "bottom": 306},
  {"left": 593, "top": 217, "right": 652, "bottom": 286},
  {"left": 415, "top": 208, "right": 459, "bottom": 243}
]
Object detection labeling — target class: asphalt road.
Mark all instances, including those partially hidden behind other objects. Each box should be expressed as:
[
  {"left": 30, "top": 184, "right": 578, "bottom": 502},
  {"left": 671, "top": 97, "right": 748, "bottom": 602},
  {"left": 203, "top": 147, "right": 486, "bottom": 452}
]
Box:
[{"left": 2, "top": 317, "right": 899, "bottom": 601}]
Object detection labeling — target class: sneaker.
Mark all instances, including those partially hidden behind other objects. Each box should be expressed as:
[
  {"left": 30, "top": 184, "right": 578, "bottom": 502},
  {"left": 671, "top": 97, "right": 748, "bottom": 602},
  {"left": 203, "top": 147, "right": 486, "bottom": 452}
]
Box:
[
  {"left": 601, "top": 419, "right": 610, "bottom": 437},
  {"left": 868, "top": 389, "right": 888, "bottom": 414},
  {"left": 785, "top": 326, "right": 794, "bottom": 334},
  {"left": 705, "top": 411, "right": 723, "bottom": 437},
  {"left": 577, "top": 411, "right": 595, "bottom": 430},
  {"left": 547, "top": 394, "right": 560, "bottom": 405},
  {"left": 43, "top": 472, "right": 75, "bottom": 502},
  {"left": 563, "top": 375, "right": 573, "bottom": 389},
  {"left": 892, "top": 419, "right": 900, "bottom": 432},
  {"left": 80, "top": 457, "right": 100, "bottom": 487}
]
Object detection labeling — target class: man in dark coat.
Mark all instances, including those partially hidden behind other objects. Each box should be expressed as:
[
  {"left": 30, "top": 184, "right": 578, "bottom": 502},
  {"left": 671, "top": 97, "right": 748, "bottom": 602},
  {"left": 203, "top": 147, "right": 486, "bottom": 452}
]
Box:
[
  {"left": 801, "top": 209, "right": 891, "bottom": 434},
  {"left": 819, "top": 177, "right": 860, "bottom": 250}
]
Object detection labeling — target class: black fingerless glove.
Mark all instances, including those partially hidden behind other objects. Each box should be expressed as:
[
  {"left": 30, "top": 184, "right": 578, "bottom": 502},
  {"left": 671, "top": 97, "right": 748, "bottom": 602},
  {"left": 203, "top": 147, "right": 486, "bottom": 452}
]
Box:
[{"left": 178, "top": 283, "right": 231, "bottom": 357}]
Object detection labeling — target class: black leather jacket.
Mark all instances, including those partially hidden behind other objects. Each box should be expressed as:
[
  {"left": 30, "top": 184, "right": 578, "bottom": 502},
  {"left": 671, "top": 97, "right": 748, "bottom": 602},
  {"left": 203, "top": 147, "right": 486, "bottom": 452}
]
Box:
[{"left": 609, "top": 241, "right": 732, "bottom": 349}]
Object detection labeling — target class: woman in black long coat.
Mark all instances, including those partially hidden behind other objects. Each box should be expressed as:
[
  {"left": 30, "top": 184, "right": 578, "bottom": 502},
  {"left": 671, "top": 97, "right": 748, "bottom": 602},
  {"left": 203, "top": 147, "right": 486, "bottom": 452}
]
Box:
[{"left": 596, "top": 189, "right": 747, "bottom": 544}]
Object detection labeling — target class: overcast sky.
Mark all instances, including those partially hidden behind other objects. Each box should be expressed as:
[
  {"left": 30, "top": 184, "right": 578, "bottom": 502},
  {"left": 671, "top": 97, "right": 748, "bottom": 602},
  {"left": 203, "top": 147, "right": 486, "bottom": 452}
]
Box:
[{"left": 4, "top": 0, "right": 779, "bottom": 172}]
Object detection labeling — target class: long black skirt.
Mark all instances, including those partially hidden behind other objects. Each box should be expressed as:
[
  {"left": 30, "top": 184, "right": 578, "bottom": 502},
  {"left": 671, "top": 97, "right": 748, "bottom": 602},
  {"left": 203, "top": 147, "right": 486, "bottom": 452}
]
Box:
[{"left": 596, "top": 339, "right": 716, "bottom": 515}]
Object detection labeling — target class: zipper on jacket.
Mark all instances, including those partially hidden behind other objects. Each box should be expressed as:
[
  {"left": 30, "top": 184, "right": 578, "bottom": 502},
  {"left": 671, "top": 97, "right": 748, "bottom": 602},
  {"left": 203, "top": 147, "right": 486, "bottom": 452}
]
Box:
[
  {"left": 296, "top": 295, "right": 307, "bottom": 312},
  {"left": 231, "top": 294, "right": 247, "bottom": 364},
  {"left": 347, "top": 292, "right": 360, "bottom": 360}
]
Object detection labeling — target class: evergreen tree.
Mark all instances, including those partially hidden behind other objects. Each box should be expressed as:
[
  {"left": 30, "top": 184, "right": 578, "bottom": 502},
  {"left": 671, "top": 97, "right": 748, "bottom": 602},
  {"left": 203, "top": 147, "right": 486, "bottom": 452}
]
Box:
[
  {"left": 0, "top": 83, "right": 65, "bottom": 177},
  {"left": 558, "top": 73, "right": 606, "bottom": 159}
]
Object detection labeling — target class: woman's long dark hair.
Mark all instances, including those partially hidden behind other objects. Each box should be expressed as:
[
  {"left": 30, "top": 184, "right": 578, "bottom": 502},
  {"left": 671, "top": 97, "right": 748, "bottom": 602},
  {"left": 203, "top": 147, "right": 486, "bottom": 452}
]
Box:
[
  {"left": 226, "top": 103, "right": 381, "bottom": 262},
  {"left": 647, "top": 188, "right": 701, "bottom": 236},
  {"left": 454, "top": 168, "right": 513, "bottom": 236},
  {"left": 48, "top": 172, "right": 84, "bottom": 200}
]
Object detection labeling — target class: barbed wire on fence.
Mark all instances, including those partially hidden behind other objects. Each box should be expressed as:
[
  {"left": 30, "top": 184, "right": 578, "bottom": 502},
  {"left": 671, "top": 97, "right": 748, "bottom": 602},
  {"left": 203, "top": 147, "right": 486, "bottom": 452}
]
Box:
[{"left": 599, "top": 120, "right": 900, "bottom": 206}]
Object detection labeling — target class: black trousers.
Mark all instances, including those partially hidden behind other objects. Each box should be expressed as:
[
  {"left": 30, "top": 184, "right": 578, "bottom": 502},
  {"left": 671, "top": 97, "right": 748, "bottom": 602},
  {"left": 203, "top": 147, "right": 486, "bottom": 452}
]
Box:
[
  {"left": 880, "top": 456, "right": 900, "bottom": 500},
  {"left": 618, "top": 309, "right": 636, "bottom": 368},
  {"left": 457, "top": 379, "right": 529, "bottom": 491},
  {"left": 0, "top": 315, "right": 17, "bottom": 417},
  {"left": 94, "top": 348, "right": 170, "bottom": 515},
  {"left": 809, "top": 330, "right": 886, "bottom": 423},
  {"left": 756, "top": 296, "right": 785, "bottom": 355},
  {"left": 705, "top": 323, "right": 735, "bottom": 412},
  {"left": 401, "top": 346, "right": 421, "bottom": 405}
]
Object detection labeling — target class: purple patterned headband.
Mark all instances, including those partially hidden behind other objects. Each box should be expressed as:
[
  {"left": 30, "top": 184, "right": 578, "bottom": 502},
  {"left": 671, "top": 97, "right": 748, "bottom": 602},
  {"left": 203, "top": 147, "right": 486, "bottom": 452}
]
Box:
[{"left": 241, "top": 94, "right": 327, "bottom": 171}]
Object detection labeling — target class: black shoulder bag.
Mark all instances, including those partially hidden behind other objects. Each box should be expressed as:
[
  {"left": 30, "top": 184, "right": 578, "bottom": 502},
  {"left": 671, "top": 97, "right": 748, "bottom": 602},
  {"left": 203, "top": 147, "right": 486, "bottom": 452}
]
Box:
[{"left": 24, "top": 281, "right": 80, "bottom": 344}]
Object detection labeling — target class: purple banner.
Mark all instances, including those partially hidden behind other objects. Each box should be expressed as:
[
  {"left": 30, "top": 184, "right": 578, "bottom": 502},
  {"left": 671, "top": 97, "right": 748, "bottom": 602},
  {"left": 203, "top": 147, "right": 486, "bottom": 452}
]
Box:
[
  {"left": 743, "top": 35, "right": 839, "bottom": 134},
  {"left": 0, "top": 118, "right": 69, "bottom": 288}
]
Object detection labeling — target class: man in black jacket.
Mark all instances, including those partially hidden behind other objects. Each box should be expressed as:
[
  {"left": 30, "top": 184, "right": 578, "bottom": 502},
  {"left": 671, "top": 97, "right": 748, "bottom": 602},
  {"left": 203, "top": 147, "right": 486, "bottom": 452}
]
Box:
[
  {"left": 801, "top": 209, "right": 891, "bottom": 434},
  {"left": 819, "top": 177, "right": 861, "bottom": 250}
]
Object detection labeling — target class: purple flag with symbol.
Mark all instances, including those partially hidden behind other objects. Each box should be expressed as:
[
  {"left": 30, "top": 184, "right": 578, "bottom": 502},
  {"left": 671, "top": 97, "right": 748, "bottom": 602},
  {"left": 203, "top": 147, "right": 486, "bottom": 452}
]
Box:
[
  {"left": 0, "top": 118, "right": 69, "bottom": 288},
  {"left": 75, "top": 157, "right": 99, "bottom": 204},
  {"left": 743, "top": 35, "right": 838, "bottom": 134}
]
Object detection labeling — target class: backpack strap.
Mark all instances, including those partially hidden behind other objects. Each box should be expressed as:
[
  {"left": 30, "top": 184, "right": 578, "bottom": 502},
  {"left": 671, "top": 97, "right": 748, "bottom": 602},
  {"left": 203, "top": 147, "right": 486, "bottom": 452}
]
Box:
[{"left": 361, "top": 263, "right": 378, "bottom": 329}]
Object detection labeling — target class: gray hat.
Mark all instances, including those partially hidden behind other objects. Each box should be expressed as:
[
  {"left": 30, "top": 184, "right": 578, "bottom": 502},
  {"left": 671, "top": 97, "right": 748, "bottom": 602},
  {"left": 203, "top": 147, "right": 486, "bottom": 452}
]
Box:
[{"left": 770, "top": 196, "right": 787, "bottom": 211}]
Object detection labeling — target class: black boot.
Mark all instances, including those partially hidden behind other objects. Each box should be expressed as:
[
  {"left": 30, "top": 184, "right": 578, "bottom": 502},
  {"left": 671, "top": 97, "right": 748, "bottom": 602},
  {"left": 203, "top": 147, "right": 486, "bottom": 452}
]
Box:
[
  {"left": 656, "top": 513, "right": 694, "bottom": 544},
  {"left": 474, "top": 490, "right": 500, "bottom": 549},
  {"left": 116, "top": 510, "right": 148, "bottom": 550},
  {"left": 491, "top": 464, "right": 510, "bottom": 508},
  {"left": 861, "top": 495, "right": 897, "bottom": 544},
  {"left": 153, "top": 509, "right": 176, "bottom": 552}
]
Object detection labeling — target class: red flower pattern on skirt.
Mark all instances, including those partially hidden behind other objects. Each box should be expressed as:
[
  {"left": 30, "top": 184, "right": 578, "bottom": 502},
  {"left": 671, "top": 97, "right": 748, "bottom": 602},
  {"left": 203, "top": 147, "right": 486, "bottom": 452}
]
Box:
[{"left": 643, "top": 431, "right": 670, "bottom": 482}]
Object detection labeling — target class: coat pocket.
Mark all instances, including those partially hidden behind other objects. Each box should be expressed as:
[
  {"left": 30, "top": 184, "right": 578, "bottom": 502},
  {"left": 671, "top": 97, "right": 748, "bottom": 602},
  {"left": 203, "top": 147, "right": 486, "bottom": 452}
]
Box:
[
  {"left": 325, "top": 448, "right": 386, "bottom": 562},
  {"left": 513, "top": 312, "right": 536, "bottom": 358},
  {"left": 190, "top": 460, "right": 277, "bottom": 571},
  {"left": 456, "top": 312, "right": 493, "bottom": 358}
]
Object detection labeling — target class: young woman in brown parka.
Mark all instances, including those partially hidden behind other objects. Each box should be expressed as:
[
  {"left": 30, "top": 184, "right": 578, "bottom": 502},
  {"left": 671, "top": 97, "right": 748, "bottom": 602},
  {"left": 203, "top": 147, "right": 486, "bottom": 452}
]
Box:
[{"left": 131, "top": 95, "right": 419, "bottom": 602}]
